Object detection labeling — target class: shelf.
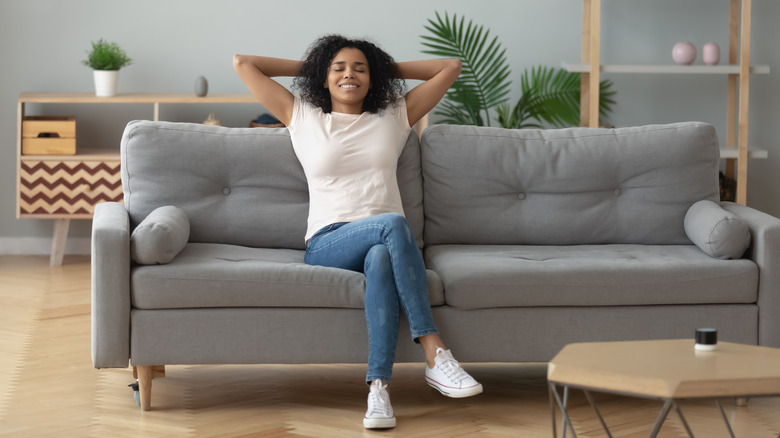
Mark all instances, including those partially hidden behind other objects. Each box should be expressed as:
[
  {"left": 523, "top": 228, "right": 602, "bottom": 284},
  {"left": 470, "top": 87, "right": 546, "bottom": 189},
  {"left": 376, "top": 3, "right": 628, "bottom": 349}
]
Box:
[
  {"left": 18, "top": 92, "right": 258, "bottom": 104},
  {"left": 20, "top": 148, "right": 120, "bottom": 161},
  {"left": 562, "top": 62, "right": 770, "bottom": 74},
  {"left": 720, "top": 147, "right": 768, "bottom": 159}
]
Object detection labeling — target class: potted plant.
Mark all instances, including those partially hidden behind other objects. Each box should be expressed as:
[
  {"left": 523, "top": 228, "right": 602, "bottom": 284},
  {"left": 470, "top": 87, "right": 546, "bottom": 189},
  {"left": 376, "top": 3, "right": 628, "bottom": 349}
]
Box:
[
  {"left": 82, "top": 39, "right": 132, "bottom": 97},
  {"left": 421, "top": 12, "right": 616, "bottom": 128}
]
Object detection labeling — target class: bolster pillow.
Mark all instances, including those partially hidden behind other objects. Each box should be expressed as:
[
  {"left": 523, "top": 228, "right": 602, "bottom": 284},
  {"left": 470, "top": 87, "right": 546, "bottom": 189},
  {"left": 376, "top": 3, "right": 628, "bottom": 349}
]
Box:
[
  {"left": 684, "top": 200, "right": 750, "bottom": 259},
  {"left": 130, "top": 206, "right": 190, "bottom": 264}
]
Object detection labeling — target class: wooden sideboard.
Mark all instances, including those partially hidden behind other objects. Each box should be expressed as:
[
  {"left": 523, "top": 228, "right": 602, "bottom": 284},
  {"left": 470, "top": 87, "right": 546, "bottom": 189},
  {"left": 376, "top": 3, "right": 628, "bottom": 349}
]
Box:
[{"left": 16, "top": 92, "right": 258, "bottom": 265}]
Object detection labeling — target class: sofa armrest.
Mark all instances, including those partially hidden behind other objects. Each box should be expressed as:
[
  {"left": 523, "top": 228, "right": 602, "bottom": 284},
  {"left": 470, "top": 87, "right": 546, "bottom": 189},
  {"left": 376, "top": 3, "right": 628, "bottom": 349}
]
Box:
[
  {"left": 91, "top": 202, "right": 131, "bottom": 368},
  {"left": 721, "top": 202, "right": 780, "bottom": 348}
]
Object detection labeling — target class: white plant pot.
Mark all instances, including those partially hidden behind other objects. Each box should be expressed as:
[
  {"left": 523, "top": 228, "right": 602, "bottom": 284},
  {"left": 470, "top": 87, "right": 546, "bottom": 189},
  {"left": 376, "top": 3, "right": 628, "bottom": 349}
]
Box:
[{"left": 93, "top": 70, "right": 119, "bottom": 97}]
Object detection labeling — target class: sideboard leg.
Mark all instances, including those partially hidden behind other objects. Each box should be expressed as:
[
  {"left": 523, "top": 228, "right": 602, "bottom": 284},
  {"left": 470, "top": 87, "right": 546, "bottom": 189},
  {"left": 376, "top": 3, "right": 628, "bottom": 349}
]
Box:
[{"left": 50, "top": 218, "right": 70, "bottom": 266}]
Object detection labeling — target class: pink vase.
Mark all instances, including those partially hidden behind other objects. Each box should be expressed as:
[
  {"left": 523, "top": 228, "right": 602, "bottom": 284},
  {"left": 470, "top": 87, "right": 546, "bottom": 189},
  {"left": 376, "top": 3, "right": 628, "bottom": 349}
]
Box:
[
  {"left": 672, "top": 42, "right": 697, "bottom": 65},
  {"left": 702, "top": 42, "right": 720, "bottom": 65}
]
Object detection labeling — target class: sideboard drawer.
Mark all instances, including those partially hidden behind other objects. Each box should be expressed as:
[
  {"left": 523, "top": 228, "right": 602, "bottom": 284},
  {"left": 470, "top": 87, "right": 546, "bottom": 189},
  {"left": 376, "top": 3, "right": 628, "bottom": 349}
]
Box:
[{"left": 19, "top": 160, "right": 122, "bottom": 216}]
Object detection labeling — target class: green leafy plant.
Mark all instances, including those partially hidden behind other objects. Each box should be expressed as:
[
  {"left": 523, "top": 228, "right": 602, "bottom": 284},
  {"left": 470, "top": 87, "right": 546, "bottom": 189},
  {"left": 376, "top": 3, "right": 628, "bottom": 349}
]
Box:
[
  {"left": 82, "top": 39, "right": 132, "bottom": 71},
  {"left": 421, "top": 12, "right": 616, "bottom": 128},
  {"left": 496, "top": 66, "right": 616, "bottom": 129},
  {"left": 421, "top": 12, "right": 512, "bottom": 126}
]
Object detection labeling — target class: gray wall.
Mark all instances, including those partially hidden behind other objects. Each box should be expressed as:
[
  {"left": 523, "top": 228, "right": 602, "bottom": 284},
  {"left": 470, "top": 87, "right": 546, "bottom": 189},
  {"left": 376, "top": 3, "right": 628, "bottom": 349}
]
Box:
[{"left": 1, "top": 0, "right": 778, "bottom": 254}]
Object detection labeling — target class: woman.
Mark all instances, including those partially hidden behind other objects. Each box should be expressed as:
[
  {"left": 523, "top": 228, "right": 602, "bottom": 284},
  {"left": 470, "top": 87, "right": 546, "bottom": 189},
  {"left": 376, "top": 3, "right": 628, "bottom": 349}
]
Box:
[{"left": 234, "top": 34, "right": 481, "bottom": 429}]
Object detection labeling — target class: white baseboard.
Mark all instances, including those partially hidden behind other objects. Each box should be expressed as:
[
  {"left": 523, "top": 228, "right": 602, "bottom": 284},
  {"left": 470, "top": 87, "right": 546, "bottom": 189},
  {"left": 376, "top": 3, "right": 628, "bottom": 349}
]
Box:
[{"left": 0, "top": 237, "right": 91, "bottom": 255}]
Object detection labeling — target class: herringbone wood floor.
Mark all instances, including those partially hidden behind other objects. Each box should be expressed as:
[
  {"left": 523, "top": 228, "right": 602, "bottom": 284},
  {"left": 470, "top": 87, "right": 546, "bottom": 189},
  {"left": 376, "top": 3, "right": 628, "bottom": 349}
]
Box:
[{"left": 1, "top": 255, "right": 779, "bottom": 437}]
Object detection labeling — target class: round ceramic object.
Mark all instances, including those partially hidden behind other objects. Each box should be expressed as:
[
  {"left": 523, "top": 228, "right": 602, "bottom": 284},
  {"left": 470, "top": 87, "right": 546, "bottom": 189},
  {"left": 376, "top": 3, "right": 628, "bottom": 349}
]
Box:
[
  {"left": 702, "top": 42, "right": 721, "bottom": 65},
  {"left": 195, "top": 76, "right": 208, "bottom": 97},
  {"left": 672, "top": 42, "right": 697, "bottom": 65}
]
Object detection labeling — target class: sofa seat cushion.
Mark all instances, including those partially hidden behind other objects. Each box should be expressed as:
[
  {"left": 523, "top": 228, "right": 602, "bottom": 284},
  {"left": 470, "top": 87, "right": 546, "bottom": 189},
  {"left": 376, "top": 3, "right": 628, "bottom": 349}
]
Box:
[
  {"left": 425, "top": 244, "right": 757, "bottom": 310},
  {"left": 131, "top": 243, "right": 444, "bottom": 309}
]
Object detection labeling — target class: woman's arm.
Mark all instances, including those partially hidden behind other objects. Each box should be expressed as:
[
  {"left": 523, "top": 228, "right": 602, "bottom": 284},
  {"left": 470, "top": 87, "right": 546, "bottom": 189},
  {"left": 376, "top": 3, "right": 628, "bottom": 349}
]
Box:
[
  {"left": 233, "top": 55, "right": 300, "bottom": 126},
  {"left": 396, "top": 59, "right": 462, "bottom": 127}
]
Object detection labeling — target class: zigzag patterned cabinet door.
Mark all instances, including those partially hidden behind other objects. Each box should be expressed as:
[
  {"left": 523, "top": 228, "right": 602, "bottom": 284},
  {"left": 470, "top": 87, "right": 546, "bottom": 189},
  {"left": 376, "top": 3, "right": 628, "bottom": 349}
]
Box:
[{"left": 19, "top": 158, "right": 122, "bottom": 218}]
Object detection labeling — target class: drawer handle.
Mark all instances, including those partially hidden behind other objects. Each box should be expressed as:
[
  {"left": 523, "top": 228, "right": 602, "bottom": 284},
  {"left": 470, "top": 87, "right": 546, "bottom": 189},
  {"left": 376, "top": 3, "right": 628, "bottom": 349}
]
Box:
[{"left": 36, "top": 132, "right": 61, "bottom": 138}]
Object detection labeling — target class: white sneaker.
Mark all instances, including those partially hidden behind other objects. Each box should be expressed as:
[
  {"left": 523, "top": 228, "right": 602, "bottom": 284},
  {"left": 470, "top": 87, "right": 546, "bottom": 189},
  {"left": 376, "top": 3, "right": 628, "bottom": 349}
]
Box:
[
  {"left": 425, "top": 347, "right": 483, "bottom": 398},
  {"left": 363, "top": 380, "right": 396, "bottom": 429}
]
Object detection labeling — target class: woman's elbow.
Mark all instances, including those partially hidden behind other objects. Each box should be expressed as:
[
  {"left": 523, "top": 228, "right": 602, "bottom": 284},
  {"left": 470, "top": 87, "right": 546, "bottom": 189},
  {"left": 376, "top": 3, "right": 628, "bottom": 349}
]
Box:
[
  {"left": 233, "top": 54, "right": 246, "bottom": 71},
  {"left": 450, "top": 59, "right": 463, "bottom": 74}
]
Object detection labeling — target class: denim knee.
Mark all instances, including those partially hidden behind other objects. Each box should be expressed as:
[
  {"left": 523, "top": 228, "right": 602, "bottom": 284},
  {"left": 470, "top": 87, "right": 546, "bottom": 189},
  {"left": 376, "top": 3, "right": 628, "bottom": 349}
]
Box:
[
  {"left": 376, "top": 213, "right": 415, "bottom": 246},
  {"left": 365, "top": 244, "right": 392, "bottom": 274}
]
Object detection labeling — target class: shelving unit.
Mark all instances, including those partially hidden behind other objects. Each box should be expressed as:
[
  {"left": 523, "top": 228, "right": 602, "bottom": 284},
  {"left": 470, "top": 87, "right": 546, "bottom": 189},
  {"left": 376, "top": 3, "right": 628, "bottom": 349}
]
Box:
[
  {"left": 16, "top": 92, "right": 258, "bottom": 265},
  {"left": 569, "top": 0, "right": 770, "bottom": 205}
]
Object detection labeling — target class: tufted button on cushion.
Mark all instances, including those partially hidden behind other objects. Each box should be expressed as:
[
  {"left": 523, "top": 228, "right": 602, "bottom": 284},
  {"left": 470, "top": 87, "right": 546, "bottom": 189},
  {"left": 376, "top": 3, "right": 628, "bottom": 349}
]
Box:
[
  {"left": 613, "top": 189, "right": 621, "bottom": 196},
  {"left": 517, "top": 193, "right": 526, "bottom": 200},
  {"left": 222, "top": 187, "right": 231, "bottom": 196}
]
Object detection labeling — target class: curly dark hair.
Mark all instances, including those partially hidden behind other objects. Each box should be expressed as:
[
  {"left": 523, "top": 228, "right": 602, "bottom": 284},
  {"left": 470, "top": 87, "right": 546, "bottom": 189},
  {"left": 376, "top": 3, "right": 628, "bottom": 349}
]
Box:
[{"left": 293, "top": 35, "right": 406, "bottom": 114}]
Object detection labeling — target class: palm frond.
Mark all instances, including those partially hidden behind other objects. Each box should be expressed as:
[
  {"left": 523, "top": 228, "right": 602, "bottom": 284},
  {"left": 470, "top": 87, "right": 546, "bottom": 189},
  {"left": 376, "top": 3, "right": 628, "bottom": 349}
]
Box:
[
  {"left": 421, "top": 11, "right": 512, "bottom": 126},
  {"left": 497, "top": 66, "right": 617, "bottom": 129}
]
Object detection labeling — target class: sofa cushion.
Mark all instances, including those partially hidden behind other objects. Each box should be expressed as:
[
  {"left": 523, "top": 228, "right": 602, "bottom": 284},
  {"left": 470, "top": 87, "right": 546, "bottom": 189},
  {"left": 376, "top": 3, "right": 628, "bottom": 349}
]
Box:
[
  {"left": 131, "top": 243, "right": 444, "bottom": 309},
  {"left": 131, "top": 206, "right": 190, "bottom": 265},
  {"left": 425, "top": 244, "right": 757, "bottom": 310},
  {"left": 684, "top": 200, "right": 751, "bottom": 259},
  {"left": 121, "top": 121, "right": 425, "bottom": 250},
  {"left": 422, "top": 122, "right": 720, "bottom": 245}
]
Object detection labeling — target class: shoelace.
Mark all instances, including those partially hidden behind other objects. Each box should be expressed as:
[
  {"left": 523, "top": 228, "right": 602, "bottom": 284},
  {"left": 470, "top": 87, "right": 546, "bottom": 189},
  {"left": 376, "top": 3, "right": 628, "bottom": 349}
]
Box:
[
  {"left": 437, "top": 352, "right": 470, "bottom": 384},
  {"left": 367, "top": 384, "right": 392, "bottom": 417}
]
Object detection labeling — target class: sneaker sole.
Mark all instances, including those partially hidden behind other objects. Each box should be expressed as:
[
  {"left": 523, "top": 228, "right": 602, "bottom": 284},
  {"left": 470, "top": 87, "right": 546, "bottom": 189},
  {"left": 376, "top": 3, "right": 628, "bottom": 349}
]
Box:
[
  {"left": 426, "top": 377, "right": 483, "bottom": 398},
  {"left": 363, "top": 417, "right": 396, "bottom": 429}
]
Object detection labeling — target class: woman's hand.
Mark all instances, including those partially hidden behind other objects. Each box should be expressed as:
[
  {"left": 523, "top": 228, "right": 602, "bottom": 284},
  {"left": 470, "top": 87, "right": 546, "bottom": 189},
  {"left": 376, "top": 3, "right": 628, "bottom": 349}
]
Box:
[
  {"left": 397, "top": 59, "right": 462, "bottom": 127},
  {"left": 233, "top": 55, "right": 301, "bottom": 126}
]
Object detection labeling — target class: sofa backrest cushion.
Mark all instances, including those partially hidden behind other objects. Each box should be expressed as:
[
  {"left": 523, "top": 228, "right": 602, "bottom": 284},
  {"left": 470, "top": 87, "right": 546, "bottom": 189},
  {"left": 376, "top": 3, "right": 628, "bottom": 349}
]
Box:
[
  {"left": 421, "top": 122, "right": 720, "bottom": 245},
  {"left": 121, "top": 121, "right": 424, "bottom": 249}
]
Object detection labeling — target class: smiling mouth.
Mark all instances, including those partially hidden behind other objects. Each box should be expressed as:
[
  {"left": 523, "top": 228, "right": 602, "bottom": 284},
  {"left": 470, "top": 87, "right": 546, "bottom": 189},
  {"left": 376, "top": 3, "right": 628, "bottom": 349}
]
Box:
[{"left": 339, "top": 84, "right": 359, "bottom": 89}]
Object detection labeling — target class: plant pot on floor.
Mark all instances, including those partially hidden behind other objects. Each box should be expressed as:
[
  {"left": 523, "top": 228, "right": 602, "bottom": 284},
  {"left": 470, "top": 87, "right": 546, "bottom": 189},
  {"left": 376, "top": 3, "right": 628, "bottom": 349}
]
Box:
[{"left": 93, "top": 70, "right": 119, "bottom": 97}]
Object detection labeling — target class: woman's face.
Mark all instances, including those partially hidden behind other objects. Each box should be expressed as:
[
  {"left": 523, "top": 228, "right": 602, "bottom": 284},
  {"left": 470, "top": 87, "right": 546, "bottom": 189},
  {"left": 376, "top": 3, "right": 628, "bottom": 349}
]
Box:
[{"left": 325, "top": 47, "right": 371, "bottom": 114}]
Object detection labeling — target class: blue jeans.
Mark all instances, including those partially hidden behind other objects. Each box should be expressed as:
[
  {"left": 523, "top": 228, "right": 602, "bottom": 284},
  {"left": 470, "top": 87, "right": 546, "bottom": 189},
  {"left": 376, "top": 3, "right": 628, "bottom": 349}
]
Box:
[{"left": 304, "top": 213, "right": 439, "bottom": 384}]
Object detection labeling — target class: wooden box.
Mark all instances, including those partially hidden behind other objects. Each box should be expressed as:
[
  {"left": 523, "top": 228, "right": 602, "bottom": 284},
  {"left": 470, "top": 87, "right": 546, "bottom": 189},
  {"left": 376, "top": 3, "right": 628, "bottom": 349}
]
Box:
[{"left": 22, "top": 116, "right": 76, "bottom": 155}]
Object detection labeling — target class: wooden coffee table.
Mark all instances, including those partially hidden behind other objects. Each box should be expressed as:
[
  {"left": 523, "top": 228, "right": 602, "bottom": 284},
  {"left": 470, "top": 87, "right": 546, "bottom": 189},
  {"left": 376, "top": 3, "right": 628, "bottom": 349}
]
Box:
[{"left": 547, "top": 340, "right": 780, "bottom": 438}]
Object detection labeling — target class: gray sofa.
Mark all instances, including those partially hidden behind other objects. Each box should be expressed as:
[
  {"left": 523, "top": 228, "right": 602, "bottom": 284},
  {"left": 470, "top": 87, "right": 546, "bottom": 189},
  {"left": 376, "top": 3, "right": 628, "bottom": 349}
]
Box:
[{"left": 92, "top": 120, "right": 780, "bottom": 410}]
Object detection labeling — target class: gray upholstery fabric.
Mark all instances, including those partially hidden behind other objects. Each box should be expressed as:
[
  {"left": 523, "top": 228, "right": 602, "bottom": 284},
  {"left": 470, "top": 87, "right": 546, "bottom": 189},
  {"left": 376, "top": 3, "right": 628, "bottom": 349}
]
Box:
[
  {"left": 131, "top": 205, "right": 190, "bottom": 265},
  {"left": 422, "top": 122, "right": 720, "bottom": 245},
  {"left": 131, "top": 243, "right": 445, "bottom": 309},
  {"left": 425, "top": 244, "right": 757, "bottom": 310},
  {"left": 129, "top": 304, "right": 757, "bottom": 365},
  {"left": 120, "top": 121, "right": 425, "bottom": 250},
  {"left": 684, "top": 200, "right": 751, "bottom": 259},
  {"left": 722, "top": 202, "right": 780, "bottom": 348},
  {"left": 91, "top": 202, "right": 131, "bottom": 368},
  {"left": 430, "top": 305, "right": 757, "bottom": 363}
]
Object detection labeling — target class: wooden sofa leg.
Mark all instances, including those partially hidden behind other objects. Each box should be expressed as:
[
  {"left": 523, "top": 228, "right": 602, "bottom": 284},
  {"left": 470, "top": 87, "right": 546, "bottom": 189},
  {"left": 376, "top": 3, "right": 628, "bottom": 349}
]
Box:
[
  {"left": 136, "top": 366, "right": 153, "bottom": 411},
  {"left": 132, "top": 366, "right": 165, "bottom": 411},
  {"left": 133, "top": 365, "right": 166, "bottom": 379}
]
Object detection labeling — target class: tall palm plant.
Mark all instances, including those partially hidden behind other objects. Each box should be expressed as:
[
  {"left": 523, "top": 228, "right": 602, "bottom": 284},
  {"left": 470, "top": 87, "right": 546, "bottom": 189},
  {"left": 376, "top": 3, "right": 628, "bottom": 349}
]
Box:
[
  {"left": 421, "top": 12, "right": 512, "bottom": 126},
  {"left": 496, "top": 66, "right": 616, "bottom": 129},
  {"left": 421, "top": 12, "right": 617, "bottom": 128}
]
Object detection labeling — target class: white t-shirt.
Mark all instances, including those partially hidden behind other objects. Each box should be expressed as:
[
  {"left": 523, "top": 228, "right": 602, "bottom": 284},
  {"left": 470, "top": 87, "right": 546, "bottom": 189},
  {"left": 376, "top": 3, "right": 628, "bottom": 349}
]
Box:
[{"left": 287, "top": 96, "right": 413, "bottom": 242}]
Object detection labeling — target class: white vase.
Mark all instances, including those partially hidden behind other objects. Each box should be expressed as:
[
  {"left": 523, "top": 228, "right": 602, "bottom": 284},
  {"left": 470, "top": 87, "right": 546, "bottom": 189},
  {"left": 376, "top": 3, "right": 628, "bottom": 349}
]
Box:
[{"left": 93, "top": 70, "right": 119, "bottom": 97}]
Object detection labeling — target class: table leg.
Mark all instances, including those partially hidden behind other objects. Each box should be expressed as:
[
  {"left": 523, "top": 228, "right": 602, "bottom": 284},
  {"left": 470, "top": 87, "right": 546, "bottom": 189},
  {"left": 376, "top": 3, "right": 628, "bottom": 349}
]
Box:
[
  {"left": 583, "top": 389, "right": 613, "bottom": 438},
  {"left": 549, "top": 382, "right": 578, "bottom": 438},
  {"left": 715, "top": 399, "right": 737, "bottom": 438},
  {"left": 648, "top": 399, "right": 673, "bottom": 438},
  {"left": 672, "top": 400, "right": 694, "bottom": 437},
  {"left": 50, "top": 218, "right": 70, "bottom": 266},
  {"left": 549, "top": 383, "right": 557, "bottom": 438}
]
